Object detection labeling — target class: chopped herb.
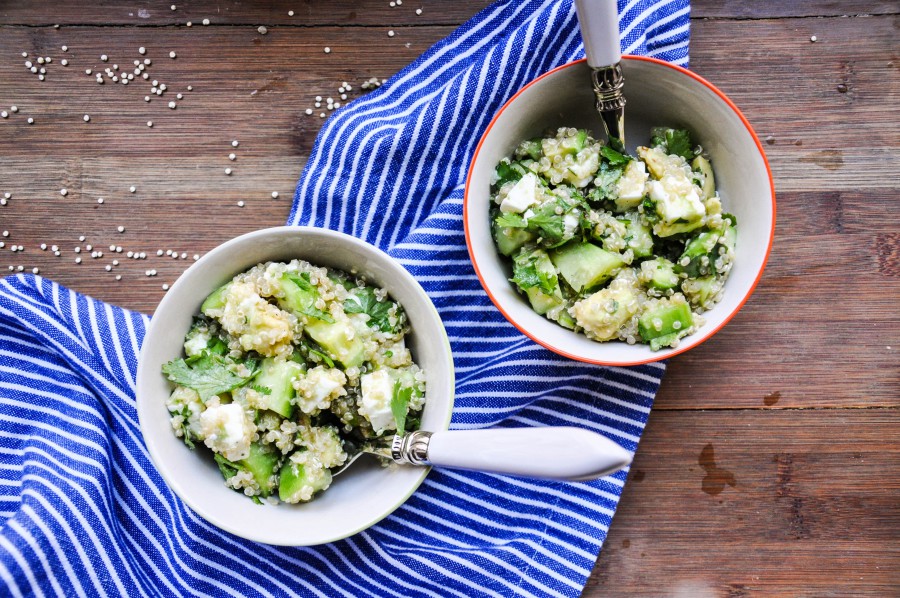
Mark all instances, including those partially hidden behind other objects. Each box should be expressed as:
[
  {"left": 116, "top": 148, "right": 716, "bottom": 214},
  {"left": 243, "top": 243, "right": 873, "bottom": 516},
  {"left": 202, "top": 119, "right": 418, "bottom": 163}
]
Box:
[
  {"left": 600, "top": 145, "right": 630, "bottom": 165},
  {"left": 162, "top": 353, "right": 258, "bottom": 402},
  {"left": 391, "top": 382, "right": 413, "bottom": 433},
  {"left": 495, "top": 212, "right": 528, "bottom": 229},
  {"left": 251, "top": 384, "right": 272, "bottom": 395},
  {"left": 592, "top": 162, "right": 625, "bottom": 201},
  {"left": 650, "top": 127, "right": 694, "bottom": 161},
  {"left": 343, "top": 287, "right": 402, "bottom": 333},
  {"left": 511, "top": 251, "right": 558, "bottom": 295}
]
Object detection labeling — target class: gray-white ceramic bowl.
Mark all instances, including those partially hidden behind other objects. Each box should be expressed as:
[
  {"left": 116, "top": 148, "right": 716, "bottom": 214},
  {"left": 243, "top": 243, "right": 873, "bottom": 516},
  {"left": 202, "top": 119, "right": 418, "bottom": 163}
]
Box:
[
  {"left": 136, "top": 226, "right": 454, "bottom": 546},
  {"left": 464, "top": 56, "right": 775, "bottom": 366}
]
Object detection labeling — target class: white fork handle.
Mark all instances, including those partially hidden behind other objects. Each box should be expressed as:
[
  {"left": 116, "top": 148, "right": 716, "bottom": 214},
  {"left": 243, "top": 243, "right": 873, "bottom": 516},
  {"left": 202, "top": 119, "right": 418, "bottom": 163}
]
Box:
[
  {"left": 574, "top": 0, "right": 622, "bottom": 68},
  {"left": 424, "top": 427, "right": 632, "bottom": 481}
]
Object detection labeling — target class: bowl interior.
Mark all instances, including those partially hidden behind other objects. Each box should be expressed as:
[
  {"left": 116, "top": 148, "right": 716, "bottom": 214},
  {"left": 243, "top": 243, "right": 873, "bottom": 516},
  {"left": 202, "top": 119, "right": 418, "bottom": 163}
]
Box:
[
  {"left": 465, "top": 57, "right": 774, "bottom": 365},
  {"left": 136, "top": 227, "right": 454, "bottom": 546}
]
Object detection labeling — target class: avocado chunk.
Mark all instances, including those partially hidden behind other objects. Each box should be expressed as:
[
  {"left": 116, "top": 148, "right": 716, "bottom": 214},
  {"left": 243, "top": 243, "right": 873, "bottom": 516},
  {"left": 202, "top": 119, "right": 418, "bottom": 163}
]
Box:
[{"left": 641, "top": 258, "right": 679, "bottom": 291}]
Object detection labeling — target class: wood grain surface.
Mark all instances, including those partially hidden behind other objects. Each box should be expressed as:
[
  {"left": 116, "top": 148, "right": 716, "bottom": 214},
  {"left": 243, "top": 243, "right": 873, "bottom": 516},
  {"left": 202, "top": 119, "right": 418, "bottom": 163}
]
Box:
[{"left": 1, "top": 1, "right": 897, "bottom": 595}]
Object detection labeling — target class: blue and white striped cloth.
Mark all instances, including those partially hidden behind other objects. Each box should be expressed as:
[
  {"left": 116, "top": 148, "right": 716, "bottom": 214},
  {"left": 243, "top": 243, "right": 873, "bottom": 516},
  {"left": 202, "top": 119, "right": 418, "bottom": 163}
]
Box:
[{"left": 0, "top": 1, "right": 689, "bottom": 595}]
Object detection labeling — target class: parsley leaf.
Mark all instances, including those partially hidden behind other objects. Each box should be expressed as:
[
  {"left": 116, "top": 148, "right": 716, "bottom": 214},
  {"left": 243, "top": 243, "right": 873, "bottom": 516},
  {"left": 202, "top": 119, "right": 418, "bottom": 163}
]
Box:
[
  {"left": 494, "top": 159, "right": 524, "bottom": 188},
  {"left": 600, "top": 145, "right": 631, "bottom": 165},
  {"left": 343, "top": 287, "right": 403, "bottom": 333},
  {"left": 494, "top": 212, "right": 528, "bottom": 229},
  {"left": 591, "top": 162, "right": 625, "bottom": 201},
  {"left": 511, "top": 250, "right": 558, "bottom": 295},
  {"left": 650, "top": 127, "right": 695, "bottom": 161},
  {"left": 391, "top": 382, "right": 413, "bottom": 433},
  {"left": 162, "top": 353, "right": 258, "bottom": 402},
  {"left": 251, "top": 384, "right": 272, "bottom": 395}
]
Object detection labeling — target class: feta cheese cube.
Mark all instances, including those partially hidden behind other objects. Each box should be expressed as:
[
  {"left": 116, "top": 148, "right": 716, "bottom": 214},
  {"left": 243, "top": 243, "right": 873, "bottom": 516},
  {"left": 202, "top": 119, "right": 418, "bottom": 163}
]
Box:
[
  {"left": 500, "top": 173, "right": 540, "bottom": 214},
  {"left": 359, "top": 369, "right": 396, "bottom": 434},
  {"left": 199, "top": 402, "right": 253, "bottom": 461},
  {"left": 615, "top": 160, "right": 648, "bottom": 210}
]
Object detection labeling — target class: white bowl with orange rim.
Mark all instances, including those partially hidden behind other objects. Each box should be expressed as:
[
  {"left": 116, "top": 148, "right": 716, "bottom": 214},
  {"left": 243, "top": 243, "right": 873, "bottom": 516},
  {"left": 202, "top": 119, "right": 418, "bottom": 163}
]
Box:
[{"left": 464, "top": 56, "right": 775, "bottom": 366}]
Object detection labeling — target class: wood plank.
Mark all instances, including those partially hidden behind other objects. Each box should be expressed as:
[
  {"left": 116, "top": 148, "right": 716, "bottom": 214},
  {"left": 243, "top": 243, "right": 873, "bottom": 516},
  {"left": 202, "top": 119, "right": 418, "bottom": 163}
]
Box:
[
  {"left": 0, "top": 0, "right": 894, "bottom": 26},
  {"left": 586, "top": 409, "right": 900, "bottom": 596},
  {"left": 689, "top": 16, "right": 899, "bottom": 193},
  {"left": 0, "top": 25, "right": 454, "bottom": 159},
  {"left": 0, "top": 0, "right": 496, "bottom": 26},
  {"left": 692, "top": 0, "right": 898, "bottom": 19}
]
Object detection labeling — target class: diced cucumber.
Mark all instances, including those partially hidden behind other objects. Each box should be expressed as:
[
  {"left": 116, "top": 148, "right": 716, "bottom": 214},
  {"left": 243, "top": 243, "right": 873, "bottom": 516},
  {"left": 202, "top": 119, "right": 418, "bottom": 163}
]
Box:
[
  {"left": 642, "top": 258, "right": 679, "bottom": 290},
  {"left": 681, "top": 276, "right": 720, "bottom": 309},
  {"left": 556, "top": 308, "right": 576, "bottom": 330},
  {"left": 492, "top": 218, "right": 535, "bottom": 256},
  {"left": 519, "top": 138, "right": 543, "bottom": 161},
  {"left": 278, "top": 458, "right": 332, "bottom": 504},
  {"left": 550, "top": 242, "right": 624, "bottom": 293},
  {"left": 621, "top": 217, "right": 654, "bottom": 258},
  {"left": 691, "top": 155, "right": 716, "bottom": 201},
  {"left": 638, "top": 302, "right": 694, "bottom": 350},
  {"left": 201, "top": 282, "right": 232, "bottom": 315},
  {"left": 512, "top": 249, "right": 563, "bottom": 315},
  {"left": 676, "top": 231, "right": 721, "bottom": 278},
  {"left": 253, "top": 357, "right": 305, "bottom": 418},
  {"left": 305, "top": 318, "right": 366, "bottom": 368},
  {"left": 276, "top": 273, "right": 317, "bottom": 315},
  {"left": 526, "top": 286, "right": 564, "bottom": 315},
  {"left": 240, "top": 442, "right": 280, "bottom": 497}
]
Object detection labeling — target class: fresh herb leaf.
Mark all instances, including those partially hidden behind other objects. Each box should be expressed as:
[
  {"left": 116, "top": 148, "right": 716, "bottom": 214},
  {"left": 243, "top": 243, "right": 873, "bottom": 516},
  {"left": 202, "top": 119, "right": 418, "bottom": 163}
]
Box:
[
  {"left": 251, "top": 384, "right": 272, "bottom": 395},
  {"left": 214, "top": 453, "right": 240, "bottom": 480},
  {"left": 391, "top": 382, "right": 413, "bottom": 433},
  {"left": 641, "top": 197, "right": 660, "bottom": 224},
  {"left": 600, "top": 145, "right": 631, "bottom": 165},
  {"left": 302, "top": 341, "right": 335, "bottom": 368},
  {"left": 592, "top": 162, "right": 625, "bottom": 201},
  {"left": 526, "top": 205, "right": 568, "bottom": 247},
  {"left": 173, "top": 405, "right": 196, "bottom": 449},
  {"left": 650, "top": 127, "right": 694, "bottom": 161},
  {"left": 495, "top": 212, "right": 528, "bottom": 229},
  {"left": 494, "top": 159, "right": 524, "bottom": 188},
  {"left": 162, "top": 353, "right": 257, "bottom": 402},
  {"left": 343, "top": 287, "right": 402, "bottom": 333},
  {"left": 206, "top": 336, "right": 229, "bottom": 355},
  {"left": 511, "top": 251, "right": 558, "bottom": 295}
]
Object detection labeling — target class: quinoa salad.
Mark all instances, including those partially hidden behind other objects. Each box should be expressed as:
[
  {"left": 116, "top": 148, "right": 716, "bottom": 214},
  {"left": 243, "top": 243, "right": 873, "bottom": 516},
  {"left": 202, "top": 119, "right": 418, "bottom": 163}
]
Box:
[
  {"left": 490, "top": 127, "right": 736, "bottom": 350},
  {"left": 161, "top": 260, "right": 426, "bottom": 504}
]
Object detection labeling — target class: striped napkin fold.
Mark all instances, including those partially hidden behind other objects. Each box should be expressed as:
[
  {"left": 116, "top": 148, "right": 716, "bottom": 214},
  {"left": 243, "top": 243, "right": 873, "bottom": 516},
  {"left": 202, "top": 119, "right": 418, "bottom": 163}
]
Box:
[{"left": 0, "top": 1, "right": 689, "bottom": 596}]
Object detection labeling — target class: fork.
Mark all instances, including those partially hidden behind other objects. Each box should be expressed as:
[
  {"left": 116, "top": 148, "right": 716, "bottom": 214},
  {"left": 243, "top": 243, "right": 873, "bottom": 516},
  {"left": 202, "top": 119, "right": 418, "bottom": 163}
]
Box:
[{"left": 333, "top": 426, "right": 632, "bottom": 481}]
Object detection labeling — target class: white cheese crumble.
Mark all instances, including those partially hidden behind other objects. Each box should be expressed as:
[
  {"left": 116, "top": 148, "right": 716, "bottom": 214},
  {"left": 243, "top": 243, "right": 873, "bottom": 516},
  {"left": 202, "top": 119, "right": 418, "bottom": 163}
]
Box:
[
  {"left": 359, "top": 369, "right": 396, "bottom": 434},
  {"left": 500, "top": 172, "right": 541, "bottom": 214}
]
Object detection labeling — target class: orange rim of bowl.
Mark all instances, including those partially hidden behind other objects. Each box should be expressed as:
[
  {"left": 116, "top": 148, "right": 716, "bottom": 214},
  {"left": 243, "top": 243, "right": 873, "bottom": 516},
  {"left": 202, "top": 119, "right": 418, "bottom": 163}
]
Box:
[{"left": 463, "top": 55, "right": 776, "bottom": 366}]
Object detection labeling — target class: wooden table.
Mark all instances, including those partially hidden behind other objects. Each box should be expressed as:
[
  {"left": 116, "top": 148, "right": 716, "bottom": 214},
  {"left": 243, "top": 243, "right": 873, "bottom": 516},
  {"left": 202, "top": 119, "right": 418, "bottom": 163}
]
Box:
[{"left": 1, "top": 1, "right": 897, "bottom": 595}]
